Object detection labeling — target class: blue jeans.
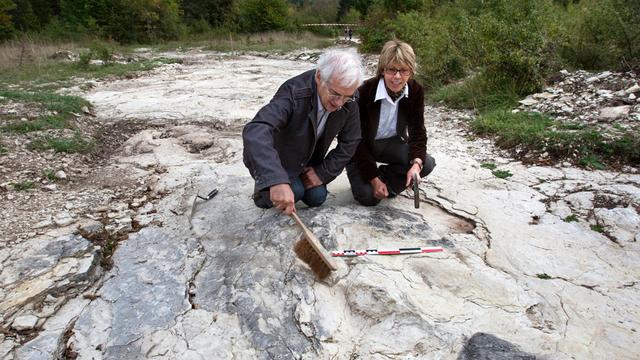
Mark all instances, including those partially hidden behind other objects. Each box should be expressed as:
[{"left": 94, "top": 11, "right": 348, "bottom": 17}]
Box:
[{"left": 253, "top": 177, "right": 328, "bottom": 209}]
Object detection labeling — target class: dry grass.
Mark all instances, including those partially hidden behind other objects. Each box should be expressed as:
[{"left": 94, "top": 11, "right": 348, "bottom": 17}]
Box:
[
  {"left": 0, "top": 37, "right": 80, "bottom": 72},
  {"left": 158, "top": 31, "right": 333, "bottom": 52}
]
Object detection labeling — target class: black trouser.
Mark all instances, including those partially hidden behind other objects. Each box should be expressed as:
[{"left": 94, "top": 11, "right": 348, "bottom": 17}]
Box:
[{"left": 346, "top": 136, "right": 435, "bottom": 206}]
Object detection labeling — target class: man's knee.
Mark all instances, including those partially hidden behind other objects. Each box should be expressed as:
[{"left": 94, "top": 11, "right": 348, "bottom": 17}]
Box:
[
  {"left": 421, "top": 155, "right": 436, "bottom": 177},
  {"left": 252, "top": 190, "right": 272, "bottom": 209},
  {"left": 355, "top": 195, "right": 381, "bottom": 207},
  {"left": 302, "top": 186, "right": 327, "bottom": 207}
]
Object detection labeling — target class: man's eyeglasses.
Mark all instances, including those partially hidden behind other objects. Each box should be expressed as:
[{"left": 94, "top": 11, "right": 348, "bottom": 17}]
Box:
[
  {"left": 328, "top": 87, "right": 357, "bottom": 103},
  {"left": 385, "top": 67, "right": 412, "bottom": 77}
]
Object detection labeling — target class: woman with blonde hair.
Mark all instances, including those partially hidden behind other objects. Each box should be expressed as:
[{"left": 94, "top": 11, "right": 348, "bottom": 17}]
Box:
[{"left": 347, "top": 39, "right": 435, "bottom": 206}]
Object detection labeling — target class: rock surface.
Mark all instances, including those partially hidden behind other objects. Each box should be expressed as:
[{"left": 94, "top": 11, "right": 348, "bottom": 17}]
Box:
[{"left": 1, "top": 47, "right": 638, "bottom": 359}]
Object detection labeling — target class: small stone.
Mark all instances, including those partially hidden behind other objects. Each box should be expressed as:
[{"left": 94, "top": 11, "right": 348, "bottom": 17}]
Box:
[
  {"left": 630, "top": 93, "right": 636, "bottom": 101},
  {"left": 625, "top": 84, "right": 640, "bottom": 94},
  {"left": 533, "top": 92, "right": 557, "bottom": 100},
  {"left": 42, "top": 184, "right": 58, "bottom": 191},
  {"left": 54, "top": 170, "right": 67, "bottom": 180},
  {"left": 519, "top": 98, "right": 538, "bottom": 106},
  {"left": 34, "top": 217, "right": 53, "bottom": 228},
  {"left": 53, "top": 211, "right": 75, "bottom": 226},
  {"left": 12, "top": 315, "right": 39, "bottom": 331},
  {"left": 600, "top": 106, "right": 631, "bottom": 119}
]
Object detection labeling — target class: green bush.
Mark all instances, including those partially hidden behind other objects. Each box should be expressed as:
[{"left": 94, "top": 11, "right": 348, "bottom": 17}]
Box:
[
  {"left": 237, "top": 0, "right": 289, "bottom": 33},
  {"left": 361, "top": 1, "right": 563, "bottom": 95},
  {"left": 77, "top": 50, "right": 92, "bottom": 67},
  {"left": 358, "top": 5, "right": 395, "bottom": 53},
  {"left": 0, "top": 0, "right": 16, "bottom": 40},
  {"left": 431, "top": 72, "right": 521, "bottom": 111},
  {"left": 90, "top": 40, "right": 113, "bottom": 62},
  {"left": 561, "top": 0, "right": 640, "bottom": 70}
]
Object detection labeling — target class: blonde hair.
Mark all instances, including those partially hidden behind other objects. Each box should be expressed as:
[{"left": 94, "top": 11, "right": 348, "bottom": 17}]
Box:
[{"left": 376, "top": 40, "right": 416, "bottom": 77}]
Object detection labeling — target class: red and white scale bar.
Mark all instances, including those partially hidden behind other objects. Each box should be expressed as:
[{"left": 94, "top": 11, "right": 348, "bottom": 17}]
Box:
[{"left": 331, "top": 246, "right": 443, "bottom": 257}]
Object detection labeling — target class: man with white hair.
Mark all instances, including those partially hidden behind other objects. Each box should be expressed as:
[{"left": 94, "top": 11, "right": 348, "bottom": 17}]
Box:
[{"left": 243, "top": 49, "right": 364, "bottom": 215}]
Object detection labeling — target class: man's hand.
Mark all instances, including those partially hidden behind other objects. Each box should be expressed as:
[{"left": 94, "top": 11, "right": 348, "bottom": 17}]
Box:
[
  {"left": 300, "top": 167, "right": 323, "bottom": 189},
  {"left": 406, "top": 163, "right": 422, "bottom": 187},
  {"left": 370, "top": 177, "right": 389, "bottom": 199},
  {"left": 270, "top": 183, "right": 295, "bottom": 215}
]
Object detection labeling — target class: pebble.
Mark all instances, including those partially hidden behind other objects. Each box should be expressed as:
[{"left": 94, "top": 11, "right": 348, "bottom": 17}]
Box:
[{"left": 11, "top": 315, "right": 39, "bottom": 331}]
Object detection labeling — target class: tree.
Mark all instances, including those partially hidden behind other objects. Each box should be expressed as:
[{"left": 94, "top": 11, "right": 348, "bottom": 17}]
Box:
[
  {"left": 181, "top": 0, "right": 233, "bottom": 27},
  {"left": 0, "top": 0, "right": 16, "bottom": 39},
  {"left": 10, "top": 0, "right": 38, "bottom": 31},
  {"left": 237, "top": 0, "right": 288, "bottom": 32}
]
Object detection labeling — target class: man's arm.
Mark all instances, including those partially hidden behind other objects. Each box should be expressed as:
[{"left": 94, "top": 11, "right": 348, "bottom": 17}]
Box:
[
  {"left": 242, "top": 85, "right": 294, "bottom": 191},
  {"left": 313, "top": 106, "right": 362, "bottom": 184}
]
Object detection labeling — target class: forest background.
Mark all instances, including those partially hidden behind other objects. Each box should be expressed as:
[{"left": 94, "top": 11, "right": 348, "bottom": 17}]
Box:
[{"left": 1, "top": 0, "right": 639, "bottom": 167}]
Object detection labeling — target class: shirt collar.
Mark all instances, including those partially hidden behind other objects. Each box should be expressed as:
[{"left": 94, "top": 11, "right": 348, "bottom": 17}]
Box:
[
  {"left": 374, "top": 77, "right": 409, "bottom": 104},
  {"left": 317, "top": 95, "right": 325, "bottom": 113}
]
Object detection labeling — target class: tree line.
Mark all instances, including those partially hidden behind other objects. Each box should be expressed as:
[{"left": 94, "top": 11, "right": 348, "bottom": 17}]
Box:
[
  {"left": 357, "top": 0, "right": 639, "bottom": 95},
  {"left": 0, "top": 0, "right": 366, "bottom": 43}
]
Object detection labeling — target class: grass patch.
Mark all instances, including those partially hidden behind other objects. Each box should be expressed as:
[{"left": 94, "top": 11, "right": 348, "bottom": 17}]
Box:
[
  {"left": 43, "top": 169, "right": 56, "bottom": 181},
  {"left": 590, "top": 224, "right": 605, "bottom": 233},
  {"left": 0, "top": 144, "right": 6, "bottom": 155},
  {"left": 578, "top": 155, "right": 605, "bottom": 170},
  {"left": 0, "top": 58, "right": 180, "bottom": 90},
  {"left": 0, "top": 90, "right": 89, "bottom": 133},
  {"left": 0, "top": 90, "right": 89, "bottom": 114},
  {"left": 563, "top": 215, "right": 579, "bottom": 222},
  {"left": 480, "top": 163, "right": 497, "bottom": 170},
  {"left": 470, "top": 110, "right": 640, "bottom": 167},
  {"left": 429, "top": 73, "right": 522, "bottom": 112},
  {"left": 29, "top": 132, "right": 94, "bottom": 153},
  {"left": 13, "top": 180, "right": 35, "bottom": 191},
  {"left": 536, "top": 273, "right": 552, "bottom": 280},
  {"left": 492, "top": 169, "right": 513, "bottom": 179},
  {"left": 3, "top": 114, "right": 68, "bottom": 133},
  {"left": 154, "top": 31, "right": 333, "bottom": 53}
]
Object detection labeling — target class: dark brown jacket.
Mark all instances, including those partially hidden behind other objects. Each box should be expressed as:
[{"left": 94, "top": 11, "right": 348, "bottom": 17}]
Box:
[
  {"left": 353, "top": 76, "right": 427, "bottom": 181},
  {"left": 243, "top": 70, "right": 361, "bottom": 191}
]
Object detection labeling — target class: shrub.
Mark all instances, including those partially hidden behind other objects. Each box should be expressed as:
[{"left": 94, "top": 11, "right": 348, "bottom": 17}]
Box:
[
  {"left": 561, "top": 0, "right": 640, "bottom": 70},
  {"left": 0, "top": 0, "right": 16, "bottom": 40},
  {"left": 362, "top": 1, "right": 563, "bottom": 95},
  {"left": 237, "top": 0, "right": 289, "bottom": 33}
]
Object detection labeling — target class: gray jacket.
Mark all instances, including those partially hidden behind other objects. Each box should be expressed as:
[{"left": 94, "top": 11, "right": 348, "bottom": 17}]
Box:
[{"left": 243, "top": 69, "right": 361, "bottom": 191}]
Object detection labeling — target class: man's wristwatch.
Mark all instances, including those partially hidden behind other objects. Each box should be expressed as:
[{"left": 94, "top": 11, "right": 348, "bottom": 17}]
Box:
[{"left": 410, "top": 158, "right": 423, "bottom": 170}]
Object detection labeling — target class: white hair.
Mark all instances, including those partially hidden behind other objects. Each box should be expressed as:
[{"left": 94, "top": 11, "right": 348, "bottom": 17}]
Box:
[{"left": 316, "top": 48, "right": 364, "bottom": 88}]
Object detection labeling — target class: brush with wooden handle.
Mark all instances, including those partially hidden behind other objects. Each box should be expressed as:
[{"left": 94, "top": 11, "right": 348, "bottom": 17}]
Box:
[{"left": 291, "top": 212, "right": 337, "bottom": 279}]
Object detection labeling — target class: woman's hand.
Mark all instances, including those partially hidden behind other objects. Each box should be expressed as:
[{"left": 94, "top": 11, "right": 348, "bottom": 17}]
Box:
[{"left": 406, "top": 163, "right": 422, "bottom": 187}]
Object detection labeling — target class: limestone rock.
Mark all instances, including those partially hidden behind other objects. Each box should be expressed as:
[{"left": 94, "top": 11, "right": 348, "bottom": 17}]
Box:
[
  {"left": 11, "top": 314, "right": 39, "bottom": 331},
  {"left": 594, "top": 207, "right": 640, "bottom": 242},
  {"left": 600, "top": 105, "right": 631, "bottom": 119}
]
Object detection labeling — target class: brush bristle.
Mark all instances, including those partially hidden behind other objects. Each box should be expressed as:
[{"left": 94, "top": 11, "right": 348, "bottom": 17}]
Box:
[{"left": 294, "top": 238, "right": 332, "bottom": 279}]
